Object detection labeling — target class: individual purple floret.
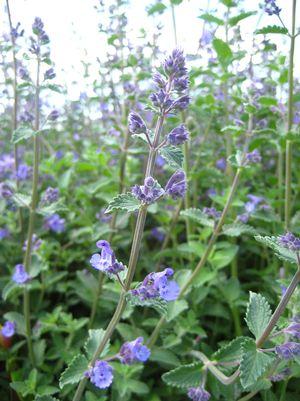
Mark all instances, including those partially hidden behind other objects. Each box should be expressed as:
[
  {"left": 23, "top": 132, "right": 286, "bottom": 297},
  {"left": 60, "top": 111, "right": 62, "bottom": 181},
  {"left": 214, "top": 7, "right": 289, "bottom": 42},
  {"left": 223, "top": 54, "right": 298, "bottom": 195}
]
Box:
[
  {"left": 275, "top": 342, "right": 300, "bottom": 360},
  {"left": 132, "top": 267, "right": 180, "bottom": 302},
  {"left": 132, "top": 177, "right": 164, "bottom": 204},
  {"left": 12, "top": 264, "right": 30, "bottom": 284},
  {"left": 216, "top": 158, "right": 226, "bottom": 171},
  {"left": 237, "top": 213, "right": 249, "bottom": 223},
  {"left": 44, "top": 68, "right": 55, "bottom": 80},
  {"left": 11, "top": 22, "right": 24, "bottom": 39},
  {"left": 278, "top": 232, "right": 300, "bottom": 252},
  {"left": 187, "top": 386, "right": 211, "bottom": 401},
  {"left": 270, "top": 368, "right": 291, "bottom": 382},
  {"left": 150, "top": 89, "right": 174, "bottom": 112},
  {"left": 151, "top": 227, "right": 165, "bottom": 242},
  {"left": 119, "top": 337, "right": 151, "bottom": 364},
  {"left": 0, "top": 227, "right": 10, "bottom": 240},
  {"left": 16, "top": 164, "right": 31, "bottom": 181},
  {"left": 128, "top": 112, "right": 147, "bottom": 134},
  {"left": 167, "top": 125, "right": 189, "bottom": 146},
  {"left": 172, "top": 95, "right": 190, "bottom": 111},
  {"left": 203, "top": 207, "right": 221, "bottom": 219},
  {"left": 1, "top": 321, "right": 16, "bottom": 338},
  {"left": 263, "top": 0, "right": 281, "bottom": 15},
  {"left": 48, "top": 110, "right": 59, "bottom": 121},
  {"left": 165, "top": 170, "right": 187, "bottom": 199},
  {"left": 18, "top": 67, "right": 30, "bottom": 80},
  {"left": 90, "top": 240, "right": 124, "bottom": 275},
  {"left": 44, "top": 213, "right": 65, "bottom": 233},
  {"left": 22, "top": 234, "right": 42, "bottom": 252},
  {"left": 284, "top": 323, "right": 300, "bottom": 339},
  {"left": 42, "top": 187, "right": 59, "bottom": 204},
  {"left": 247, "top": 194, "right": 264, "bottom": 205},
  {"left": 245, "top": 149, "right": 262, "bottom": 164},
  {"left": 86, "top": 360, "right": 113, "bottom": 389},
  {"left": 0, "top": 183, "right": 13, "bottom": 198}
]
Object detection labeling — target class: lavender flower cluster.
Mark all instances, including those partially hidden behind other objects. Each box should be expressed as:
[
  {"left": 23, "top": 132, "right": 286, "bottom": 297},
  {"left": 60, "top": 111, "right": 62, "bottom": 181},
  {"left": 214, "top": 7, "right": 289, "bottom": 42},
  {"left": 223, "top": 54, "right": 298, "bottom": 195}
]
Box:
[{"left": 278, "top": 232, "right": 300, "bottom": 252}]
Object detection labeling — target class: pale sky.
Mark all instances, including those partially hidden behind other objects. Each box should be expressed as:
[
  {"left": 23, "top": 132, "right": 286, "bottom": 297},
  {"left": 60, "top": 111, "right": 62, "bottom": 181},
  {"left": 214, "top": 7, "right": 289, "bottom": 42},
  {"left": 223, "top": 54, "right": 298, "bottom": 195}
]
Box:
[{"left": 2, "top": 0, "right": 299, "bottom": 100}]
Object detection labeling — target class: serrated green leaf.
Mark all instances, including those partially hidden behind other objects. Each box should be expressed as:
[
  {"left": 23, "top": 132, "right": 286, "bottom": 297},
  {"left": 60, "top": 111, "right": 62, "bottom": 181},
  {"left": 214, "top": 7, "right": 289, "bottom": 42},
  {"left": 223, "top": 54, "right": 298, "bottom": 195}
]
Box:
[
  {"left": 84, "top": 329, "right": 110, "bottom": 359},
  {"left": 198, "top": 13, "right": 224, "bottom": 25},
  {"left": 180, "top": 208, "right": 214, "bottom": 228},
  {"left": 12, "top": 192, "right": 31, "bottom": 208},
  {"left": 240, "top": 338, "right": 275, "bottom": 389},
  {"left": 213, "top": 337, "right": 247, "bottom": 363},
  {"left": 2, "top": 280, "right": 20, "bottom": 301},
  {"left": 245, "top": 292, "right": 272, "bottom": 339},
  {"left": 222, "top": 223, "right": 257, "bottom": 237},
  {"left": 59, "top": 354, "right": 88, "bottom": 388},
  {"left": 228, "top": 11, "right": 256, "bottom": 26},
  {"left": 213, "top": 38, "right": 233, "bottom": 68},
  {"left": 256, "top": 25, "right": 288, "bottom": 35},
  {"left": 105, "top": 193, "right": 140, "bottom": 214},
  {"left": 254, "top": 235, "right": 298, "bottom": 264},
  {"left": 12, "top": 127, "right": 40, "bottom": 143},
  {"left": 166, "top": 300, "right": 188, "bottom": 322},
  {"left": 150, "top": 347, "right": 180, "bottom": 367},
  {"left": 127, "top": 293, "right": 168, "bottom": 315},
  {"left": 37, "top": 199, "right": 68, "bottom": 216},
  {"left": 162, "top": 363, "right": 202, "bottom": 388},
  {"left": 159, "top": 146, "right": 184, "bottom": 168}
]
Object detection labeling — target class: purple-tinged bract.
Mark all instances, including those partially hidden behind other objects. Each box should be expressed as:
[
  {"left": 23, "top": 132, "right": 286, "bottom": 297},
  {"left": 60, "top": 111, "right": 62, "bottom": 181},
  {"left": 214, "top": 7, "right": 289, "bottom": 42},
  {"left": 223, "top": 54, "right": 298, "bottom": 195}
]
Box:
[
  {"left": 188, "top": 386, "right": 211, "bottom": 401},
  {"left": 278, "top": 232, "right": 300, "bottom": 252},
  {"left": 128, "top": 112, "right": 147, "bottom": 134},
  {"left": 12, "top": 264, "right": 30, "bottom": 284},
  {"left": 132, "top": 177, "right": 164, "bottom": 204},
  {"left": 119, "top": 337, "right": 150, "bottom": 364},
  {"left": 165, "top": 170, "right": 187, "bottom": 199}
]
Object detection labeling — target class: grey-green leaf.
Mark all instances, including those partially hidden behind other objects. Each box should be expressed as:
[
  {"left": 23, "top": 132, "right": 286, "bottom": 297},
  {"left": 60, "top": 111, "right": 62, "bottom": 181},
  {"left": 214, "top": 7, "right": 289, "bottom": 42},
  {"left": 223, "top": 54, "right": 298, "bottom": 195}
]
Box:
[
  {"left": 212, "top": 38, "right": 233, "bottom": 68},
  {"left": 254, "top": 235, "right": 297, "bottom": 264},
  {"left": 105, "top": 193, "right": 140, "bottom": 214},
  {"left": 84, "top": 329, "right": 110, "bottom": 359},
  {"left": 127, "top": 293, "right": 168, "bottom": 315},
  {"left": 162, "top": 363, "right": 203, "bottom": 388},
  {"left": 222, "top": 223, "right": 257, "bottom": 237},
  {"left": 159, "top": 146, "right": 184, "bottom": 168},
  {"left": 12, "top": 127, "right": 39, "bottom": 143},
  {"left": 180, "top": 208, "right": 214, "bottom": 228},
  {"left": 256, "top": 25, "right": 288, "bottom": 35},
  {"left": 59, "top": 354, "right": 88, "bottom": 388},
  {"left": 245, "top": 292, "right": 272, "bottom": 340}
]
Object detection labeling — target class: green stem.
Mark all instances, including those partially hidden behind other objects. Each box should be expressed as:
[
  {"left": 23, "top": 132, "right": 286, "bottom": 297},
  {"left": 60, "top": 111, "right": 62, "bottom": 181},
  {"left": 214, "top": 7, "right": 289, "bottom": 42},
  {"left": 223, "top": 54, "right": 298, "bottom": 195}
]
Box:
[
  {"left": 284, "top": 0, "right": 296, "bottom": 231},
  {"left": 72, "top": 116, "right": 165, "bottom": 401},
  {"left": 183, "top": 141, "right": 192, "bottom": 241},
  {"left": 170, "top": 2, "right": 178, "bottom": 47},
  {"left": 22, "top": 52, "right": 41, "bottom": 367}
]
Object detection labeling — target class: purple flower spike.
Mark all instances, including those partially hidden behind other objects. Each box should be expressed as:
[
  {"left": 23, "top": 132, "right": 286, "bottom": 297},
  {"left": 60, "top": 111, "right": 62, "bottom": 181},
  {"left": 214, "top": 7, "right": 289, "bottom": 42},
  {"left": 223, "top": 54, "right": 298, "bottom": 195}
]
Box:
[
  {"left": 132, "top": 177, "right": 164, "bottom": 204},
  {"left": 263, "top": 0, "right": 281, "bottom": 15},
  {"left": 284, "top": 323, "right": 300, "bottom": 339},
  {"left": 216, "top": 158, "right": 226, "bottom": 171},
  {"left": 165, "top": 170, "right": 187, "bottom": 199},
  {"left": 42, "top": 187, "right": 59, "bottom": 204},
  {"left": 119, "top": 337, "right": 151, "bottom": 365},
  {"left": 88, "top": 360, "right": 113, "bottom": 389},
  {"left": 132, "top": 268, "right": 180, "bottom": 302},
  {"left": 90, "top": 240, "right": 124, "bottom": 275},
  {"left": 0, "top": 183, "right": 13, "bottom": 198},
  {"left": 203, "top": 207, "right": 221, "bottom": 220},
  {"left": 163, "top": 49, "right": 188, "bottom": 82},
  {"left": 48, "top": 110, "right": 59, "bottom": 121},
  {"left": 167, "top": 124, "right": 189, "bottom": 146},
  {"left": 275, "top": 342, "right": 300, "bottom": 360},
  {"left": 188, "top": 386, "right": 211, "bottom": 401},
  {"left": 1, "top": 321, "right": 16, "bottom": 338},
  {"left": 128, "top": 112, "right": 147, "bottom": 134},
  {"left": 44, "top": 68, "right": 55, "bottom": 80},
  {"left": 278, "top": 232, "right": 300, "bottom": 252},
  {"left": 245, "top": 149, "right": 261, "bottom": 165},
  {"left": 12, "top": 264, "right": 30, "bottom": 284},
  {"left": 44, "top": 213, "right": 65, "bottom": 233}
]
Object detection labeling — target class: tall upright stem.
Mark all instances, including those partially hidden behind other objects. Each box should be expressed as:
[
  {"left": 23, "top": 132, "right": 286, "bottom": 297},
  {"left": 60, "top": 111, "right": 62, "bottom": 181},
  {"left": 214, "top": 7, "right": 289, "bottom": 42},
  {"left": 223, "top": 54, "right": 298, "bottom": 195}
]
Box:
[
  {"left": 22, "top": 53, "right": 41, "bottom": 367},
  {"left": 5, "top": 0, "right": 24, "bottom": 234},
  {"left": 72, "top": 115, "right": 165, "bottom": 401},
  {"left": 284, "top": 0, "right": 296, "bottom": 231}
]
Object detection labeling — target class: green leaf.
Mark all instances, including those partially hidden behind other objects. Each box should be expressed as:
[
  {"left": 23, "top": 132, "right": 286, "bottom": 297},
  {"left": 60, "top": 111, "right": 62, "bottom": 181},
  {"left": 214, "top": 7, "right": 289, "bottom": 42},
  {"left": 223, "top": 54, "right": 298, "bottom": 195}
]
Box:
[
  {"left": 127, "top": 292, "right": 168, "bottom": 315},
  {"left": 256, "top": 25, "right": 288, "bottom": 35},
  {"left": 213, "top": 38, "right": 233, "bottom": 68},
  {"left": 12, "top": 192, "right": 31, "bottom": 208},
  {"left": 245, "top": 292, "right": 272, "bottom": 340},
  {"left": 180, "top": 208, "right": 214, "bottom": 228},
  {"left": 228, "top": 11, "right": 256, "bottom": 26},
  {"left": 59, "top": 354, "right": 88, "bottom": 388},
  {"left": 2, "top": 280, "right": 20, "bottom": 301},
  {"left": 12, "top": 127, "right": 39, "bottom": 143},
  {"left": 84, "top": 329, "right": 110, "bottom": 359},
  {"left": 213, "top": 337, "right": 246, "bottom": 363},
  {"left": 222, "top": 223, "right": 257, "bottom": 237},
  {"left": 150, "top": 348, "right": 180, "bottom": 367},
  {"left": 37, "top": 199, "right": 68, "bottom": 216},
  {"left": 198, "top": 13, "right": 224, "bottom": 25},
  {"left": 258, "top": 96, "right": 277, "bottom": 107},
  {"left": 240, "top": 338, "right": 275, "bottom": 389},
  {"left": 147, "top": 2, "right": 167, "bottom": 15},
  {"left": 159, "top": 146, "right": 184, "bottom": 168},
  {"left": 254, "top": 235, "right": 298, "bottom": 264},
  {"left": 166, "top": 300, "right": 188, "bottom": 322},
  {"left": 210, "top": 244, "right": 239, "bottom": 269},
  {"left": 105, "top": 193, "right": 140, "bottom": 214},
  {"left": 35, "top": 396, "right": 59, "bottom": 401},
  {"left": 162, "top": 363, "right": 202, "bottom": 388}
]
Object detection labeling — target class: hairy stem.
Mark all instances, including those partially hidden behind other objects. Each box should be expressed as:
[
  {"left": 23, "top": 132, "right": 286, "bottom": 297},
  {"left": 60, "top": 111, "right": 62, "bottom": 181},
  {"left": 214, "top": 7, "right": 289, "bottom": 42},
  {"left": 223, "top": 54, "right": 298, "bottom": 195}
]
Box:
[
  {"left": 72, "top": 116, "right": 164, "bottom": 401},
  {"left": 284, "top": 0, "right": 296, "bottom": 231}
]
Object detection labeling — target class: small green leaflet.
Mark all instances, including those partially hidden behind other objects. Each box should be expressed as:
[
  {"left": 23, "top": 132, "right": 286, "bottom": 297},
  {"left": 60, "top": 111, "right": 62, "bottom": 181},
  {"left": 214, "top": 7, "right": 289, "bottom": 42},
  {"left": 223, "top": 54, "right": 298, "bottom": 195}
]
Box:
[
  {"left": 222, "top": 223, "right": 257, "bottom": 237},
  {"left": 256, "top": 25, "right": 288, "bottom": 35},
  {"left": 12, "top": 127, "right": 40, "bottom": 144},
  {"left": 105, "top": 193, "right": 140, "bottom": 214},
  {"left": 84, "top": 329, "right": 110, "bottom": 359},
  {"left": 159, "top": 146, "right": 184, "bottom": 168},
  {"left": 37, "top": 199, "right": 68, "bottom": 216},
  {"left": 254, "top": 235, "right": 298, "bottom": 264},
  {"left": 240, "top": 338, "right": 275, "bottom": 390},
  {"left": 245, "top": 292, "right": 272, "bottom": 340},
  {"left": 213, "top": 337, "right": 247, "bottom": 364},
  {"left": 59, "top": 354, "right": 88, "bottom": 388},
  {"left": 180, "top": 208, "right": 214, "bottom": 228},
  {"left": 212, "top": 38, "right": 233, "bottom": 68},
  {"left": 127, "top": 292, "right": 168, "bottom": 315},
  {"left": 198, "top": 13, "right": 224, "bottom": 25},
  {"left": 228, "top": 11, "right": 256, "bottom": 27},
  {"left": 162, "top": 362, "right": 202, "bottom": 388},
  {"left": 166, "top": 299, "right": 188, "bottom": 322}
]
